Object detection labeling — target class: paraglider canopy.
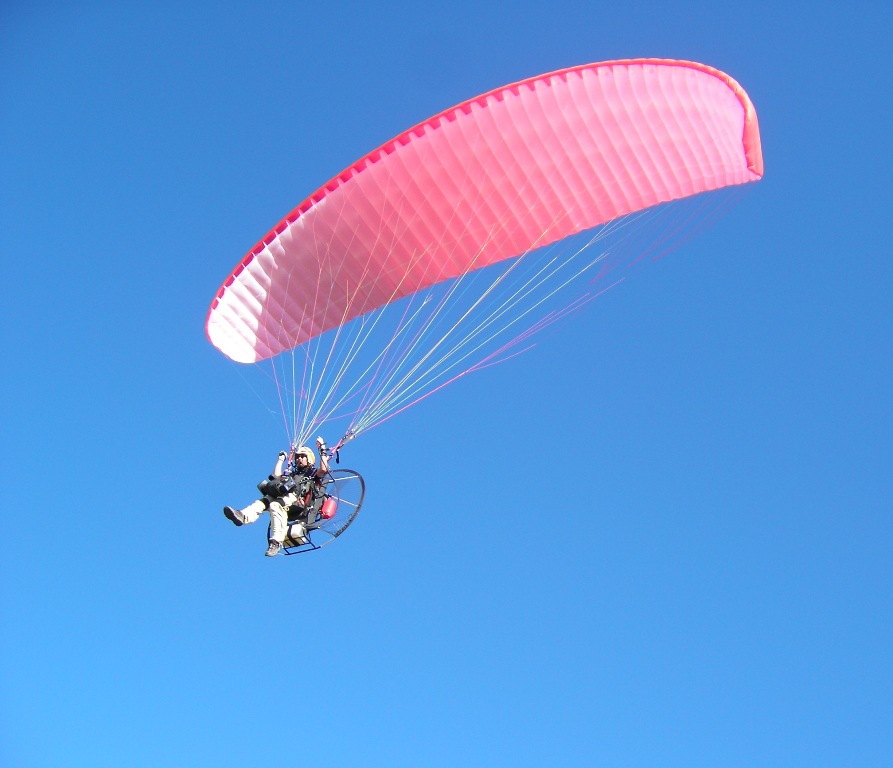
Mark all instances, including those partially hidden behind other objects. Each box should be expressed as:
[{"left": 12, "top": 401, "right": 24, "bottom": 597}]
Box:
[
  {"left": 207, "top": 59, "right": 762, "bottom": 364},
  {"left": 207, "top": 59, "right": 763, "bottom": 449}
]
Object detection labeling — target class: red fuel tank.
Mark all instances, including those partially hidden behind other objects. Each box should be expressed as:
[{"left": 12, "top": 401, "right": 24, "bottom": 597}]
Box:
[{"left": 320, "top": 497, "right": 337, "bottom": 520}]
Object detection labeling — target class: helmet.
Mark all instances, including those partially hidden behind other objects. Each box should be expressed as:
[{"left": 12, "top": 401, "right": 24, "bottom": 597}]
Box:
[{"left": 293, "top": 446, "right": 316, "bottom": 465}]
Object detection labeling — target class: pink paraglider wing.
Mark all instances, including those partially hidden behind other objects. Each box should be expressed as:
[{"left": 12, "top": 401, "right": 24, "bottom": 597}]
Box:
[{"left": 207, "top": 59, "right": 763, "bottom": 364}]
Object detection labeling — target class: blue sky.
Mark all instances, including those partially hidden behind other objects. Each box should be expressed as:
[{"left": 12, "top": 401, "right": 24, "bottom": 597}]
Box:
[{"left": 2, "top": 2, "right": 891, "bottom": 766}]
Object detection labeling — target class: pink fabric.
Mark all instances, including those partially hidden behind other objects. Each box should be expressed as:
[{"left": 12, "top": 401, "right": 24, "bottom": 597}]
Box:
[{"left": 207, "top": 59, "right": 763, "bottom": 363}]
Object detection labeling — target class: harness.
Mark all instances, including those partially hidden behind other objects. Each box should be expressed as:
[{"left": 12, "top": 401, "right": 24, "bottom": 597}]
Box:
[
  {"left": 257, "top": 469, "right": 324, "bottom": 509},
  {"left": 290, "top": 470, "right": 317, "bottom": 499}
]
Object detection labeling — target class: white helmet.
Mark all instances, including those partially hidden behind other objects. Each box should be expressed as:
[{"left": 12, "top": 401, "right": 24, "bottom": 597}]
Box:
[{"left": 293, "top": 445, "right": 316, "bottom": 465}]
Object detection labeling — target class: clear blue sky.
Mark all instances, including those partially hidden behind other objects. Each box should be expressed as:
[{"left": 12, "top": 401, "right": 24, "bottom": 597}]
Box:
[{"left": 2, "top": 2, "right": 891, "bottom": 767}]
